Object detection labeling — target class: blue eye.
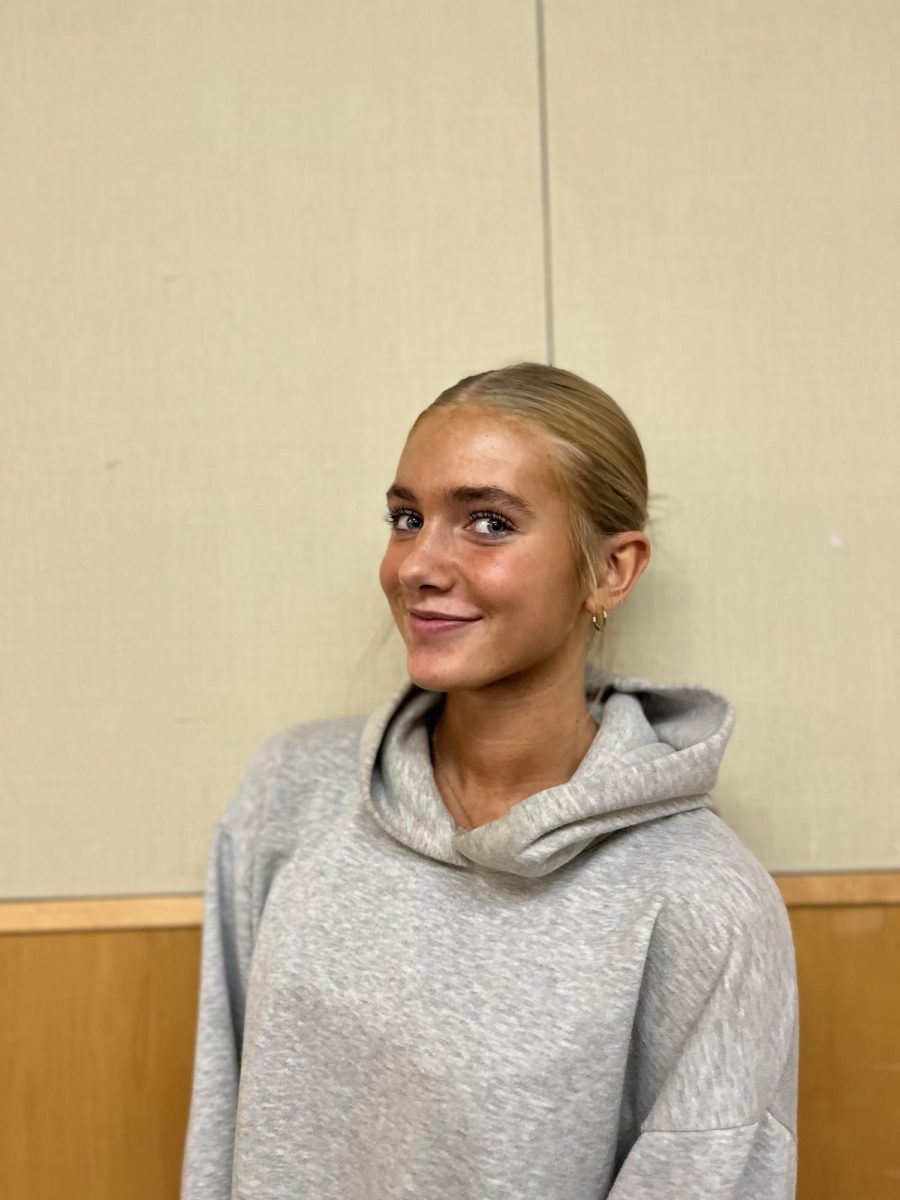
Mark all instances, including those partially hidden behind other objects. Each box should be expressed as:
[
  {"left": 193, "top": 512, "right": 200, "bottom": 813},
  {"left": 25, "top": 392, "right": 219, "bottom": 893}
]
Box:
[
  {"left": 383, "top": 507, "right": 515, "bottom": 538},
  {"left": 469, "top": 510, "right": 514, "bottom": 537},
  {"left": 384, "top": 507, "right": 421, "bottom": 532}
]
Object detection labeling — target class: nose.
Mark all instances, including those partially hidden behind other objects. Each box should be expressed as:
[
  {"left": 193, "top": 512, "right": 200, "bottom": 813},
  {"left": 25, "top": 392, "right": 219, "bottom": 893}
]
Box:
[{"left": 396, "top": 519, "right": 456, "bottom": 591}]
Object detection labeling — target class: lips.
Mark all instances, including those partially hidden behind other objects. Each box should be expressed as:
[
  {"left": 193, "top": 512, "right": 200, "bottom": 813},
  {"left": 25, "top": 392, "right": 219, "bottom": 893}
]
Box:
[
  {"left": 409, "top": 611, "right": 479, "bottom": 621},
  {"left": 407, "top": 612, "right": 481, "bottom": 637}
]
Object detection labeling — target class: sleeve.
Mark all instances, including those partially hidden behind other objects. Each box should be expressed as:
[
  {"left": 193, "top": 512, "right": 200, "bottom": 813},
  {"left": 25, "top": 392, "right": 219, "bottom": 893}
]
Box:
[
  {"left": 180, "top": 813, "right": 257, "bottom": 1200},
  {"left": 607, "top": 884, "right": 800, "bottom": 1200}
]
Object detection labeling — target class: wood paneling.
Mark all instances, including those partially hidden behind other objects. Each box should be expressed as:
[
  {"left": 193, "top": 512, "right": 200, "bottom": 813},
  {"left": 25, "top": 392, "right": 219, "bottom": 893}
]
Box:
[
  {"left": 1, "top": 886, "right": 899, "bottom": 1198},
  {"left": 792, "top": 904, "right": 900, "bottom": 1199},
  {"left": 0, "top": 928, "right": 201, "bottom": 1200}
]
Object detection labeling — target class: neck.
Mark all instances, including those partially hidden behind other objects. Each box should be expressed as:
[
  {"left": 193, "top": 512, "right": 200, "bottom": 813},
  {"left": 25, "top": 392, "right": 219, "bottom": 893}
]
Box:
[{"left": 429, "top": 665, "right": 600, "bottom": 829}]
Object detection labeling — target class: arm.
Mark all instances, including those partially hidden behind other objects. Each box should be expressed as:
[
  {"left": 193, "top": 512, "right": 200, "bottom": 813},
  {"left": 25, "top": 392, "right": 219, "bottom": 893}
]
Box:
[
  {"left": 180, "top": 813, "right": 257, "bottom": 1199},
  {"left": 608, "top": 881, "right": 799, "bottom": 1199}
]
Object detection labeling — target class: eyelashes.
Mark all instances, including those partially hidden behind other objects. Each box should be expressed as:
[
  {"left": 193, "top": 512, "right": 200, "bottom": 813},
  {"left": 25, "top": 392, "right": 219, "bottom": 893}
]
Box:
[{"left": 384, "top": 506, "right": 516, "bottom": 539}]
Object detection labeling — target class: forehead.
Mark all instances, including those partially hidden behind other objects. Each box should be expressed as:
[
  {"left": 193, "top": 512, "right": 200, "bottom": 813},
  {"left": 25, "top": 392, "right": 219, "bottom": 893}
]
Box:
[{"left": 398, "top": 406, "right": 560, "bottom": 495}]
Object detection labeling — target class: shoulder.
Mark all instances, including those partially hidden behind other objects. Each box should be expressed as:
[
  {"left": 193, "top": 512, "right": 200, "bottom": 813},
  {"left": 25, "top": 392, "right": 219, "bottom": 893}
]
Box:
[
  {"left": 654, "top": 808, "right": 785, "bottom": 913},
  {"left": 610, "top": 807, "right": 793, "bottom": 961},
  {"left": 221, "top": 710, "right": 368, "bottom": 840},
  {"left": 629, "top": 808, "right": 796, "bottom": 992},
  {"left": 256, "top": 711, "right": 368, "bottom": 779}
]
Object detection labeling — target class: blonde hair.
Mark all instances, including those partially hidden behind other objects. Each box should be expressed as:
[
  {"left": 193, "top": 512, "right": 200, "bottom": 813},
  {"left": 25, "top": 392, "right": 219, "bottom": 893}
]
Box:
[{"left": 413, "top": 362, "right": 649, "bottom": 605}]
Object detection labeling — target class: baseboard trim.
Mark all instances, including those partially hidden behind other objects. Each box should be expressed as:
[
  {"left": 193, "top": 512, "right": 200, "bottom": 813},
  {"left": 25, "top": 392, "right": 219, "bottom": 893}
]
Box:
[
  {"left": 0, "top": 895, "right": 204, "bottom": 934},
  {"left": 775, "top": 871, "right": 900, "bottom": 907},
  {"left": 1, "top": 871, "right": 899, "bottom": 933}
]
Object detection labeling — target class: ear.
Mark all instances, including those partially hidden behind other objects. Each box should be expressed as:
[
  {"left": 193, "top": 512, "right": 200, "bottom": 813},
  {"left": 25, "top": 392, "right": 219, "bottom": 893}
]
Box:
[{"left": 592, "top": 532, "right": 652, "bottom": 613}]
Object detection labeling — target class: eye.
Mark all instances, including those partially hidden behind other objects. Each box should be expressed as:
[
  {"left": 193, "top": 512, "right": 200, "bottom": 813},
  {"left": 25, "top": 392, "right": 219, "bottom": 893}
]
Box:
[
  {"left": 383, "top": 506, "right": 516, "bottom": 538},
  {"left": 469, "top": 510, "right": 515, "bottom": 538},
  {"left": 384, "top": 506, "right": 422, "bottom": 532}
]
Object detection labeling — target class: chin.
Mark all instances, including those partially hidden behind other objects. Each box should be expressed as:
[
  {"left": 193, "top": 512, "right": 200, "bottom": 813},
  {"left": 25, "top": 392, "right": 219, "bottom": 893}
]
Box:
[
  {"left": 406, "top": 650, "right": 519, "bottom": 695},
  {"left": 406, "top": 663, "right": 456, "bottom": 693},
  {"left": 405, "top": 654, "right": 478, "bottom": 694}
]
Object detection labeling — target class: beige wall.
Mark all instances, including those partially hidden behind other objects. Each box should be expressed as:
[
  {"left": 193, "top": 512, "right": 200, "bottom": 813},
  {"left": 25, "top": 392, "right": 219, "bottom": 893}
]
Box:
[
  {"left": 1, "top": 0, "right": 896, "bottom": 898},
  {"left": 544, "top": 0, "right": 900, "bottom": 871}
]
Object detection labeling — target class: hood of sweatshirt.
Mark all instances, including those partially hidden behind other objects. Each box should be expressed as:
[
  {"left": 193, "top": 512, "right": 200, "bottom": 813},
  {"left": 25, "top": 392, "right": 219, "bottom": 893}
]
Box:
[{"left": 359, "top": 663, "right": 735, "bottom": 878}]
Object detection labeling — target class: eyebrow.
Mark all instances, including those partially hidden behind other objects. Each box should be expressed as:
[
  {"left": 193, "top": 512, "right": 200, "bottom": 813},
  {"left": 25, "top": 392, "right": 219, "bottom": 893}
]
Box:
[{"left": 385, "top": 483, "right": 535, "bottom": 516}]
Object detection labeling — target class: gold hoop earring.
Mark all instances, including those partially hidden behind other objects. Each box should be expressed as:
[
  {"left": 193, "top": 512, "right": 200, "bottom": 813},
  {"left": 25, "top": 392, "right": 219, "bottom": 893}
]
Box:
[{"left": 591, "top": 608, "right": 608, "bottom": 634}]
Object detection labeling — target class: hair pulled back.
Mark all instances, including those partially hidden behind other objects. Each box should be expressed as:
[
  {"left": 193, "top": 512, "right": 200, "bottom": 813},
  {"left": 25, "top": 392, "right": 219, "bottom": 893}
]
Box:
[{"left": 413, "top": 362, "right": 649, "bottom": 602}]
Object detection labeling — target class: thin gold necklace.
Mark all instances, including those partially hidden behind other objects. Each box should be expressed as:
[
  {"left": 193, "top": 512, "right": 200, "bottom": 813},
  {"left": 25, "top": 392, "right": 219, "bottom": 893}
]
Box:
[
  {"left": 430, "top": 711, "right": 600, "bottom": 831},
  {"left": 430, "top": 723, "right": 477, "bottom": 830}
]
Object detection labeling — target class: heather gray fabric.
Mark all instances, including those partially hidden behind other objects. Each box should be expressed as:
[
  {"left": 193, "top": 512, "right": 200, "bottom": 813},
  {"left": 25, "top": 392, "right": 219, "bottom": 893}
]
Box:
[{"left": 181, "top": 665, "right": 799, "bottom": 1199}]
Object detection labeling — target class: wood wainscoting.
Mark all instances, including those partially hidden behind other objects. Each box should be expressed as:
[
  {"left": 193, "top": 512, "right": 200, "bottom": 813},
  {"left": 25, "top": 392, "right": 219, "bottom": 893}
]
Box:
[{"left": 1, "top": 873, "right": 898, "bottom": 1200}]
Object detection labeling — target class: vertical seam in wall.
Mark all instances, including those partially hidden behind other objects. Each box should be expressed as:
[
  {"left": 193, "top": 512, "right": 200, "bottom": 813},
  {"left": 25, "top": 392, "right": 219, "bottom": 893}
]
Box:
[{"left": 535, "top": 0, "right": 555, "bottom": 366}]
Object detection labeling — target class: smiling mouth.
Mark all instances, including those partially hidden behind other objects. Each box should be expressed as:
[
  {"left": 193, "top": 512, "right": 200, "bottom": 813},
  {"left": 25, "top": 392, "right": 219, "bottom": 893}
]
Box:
[
  {"left": 407, "top": 613, "right": 482, "bottom": 636},
  {"left": 409, "top": 612, "right": 479, "bottom": 621}
]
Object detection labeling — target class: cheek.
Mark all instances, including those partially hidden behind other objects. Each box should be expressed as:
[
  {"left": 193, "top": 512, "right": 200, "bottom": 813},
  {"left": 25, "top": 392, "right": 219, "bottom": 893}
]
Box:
[
  {"left": 378, "top": 548, "right": 399, "bottom": 597},
  {"left": 504, "top": 546, "right": 581, "bottom": 619},
  {"left": 469, "top": 549, "right": 542, "bottom": 609}
]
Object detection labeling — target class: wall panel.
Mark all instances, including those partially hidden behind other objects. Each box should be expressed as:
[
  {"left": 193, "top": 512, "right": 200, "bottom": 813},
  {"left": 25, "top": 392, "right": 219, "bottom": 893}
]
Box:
[
  {"left": 544, "top": 0, "right": 900, "bottom": 870},
  {"left": 0, "top": 0, "right": 546, "bottom": 899}
]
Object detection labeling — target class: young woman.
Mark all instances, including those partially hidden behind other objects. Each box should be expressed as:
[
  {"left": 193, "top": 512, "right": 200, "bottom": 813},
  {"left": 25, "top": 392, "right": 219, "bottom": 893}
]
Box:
[{"left": 181, "top": 363, "right": 799, "bottom": 1199}]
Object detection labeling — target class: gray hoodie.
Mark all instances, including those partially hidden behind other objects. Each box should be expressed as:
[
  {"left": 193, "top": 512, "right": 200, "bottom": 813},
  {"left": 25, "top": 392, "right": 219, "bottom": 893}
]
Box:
[{"left": 181, "top": 666, "right": 799, "bottom": 1199}]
